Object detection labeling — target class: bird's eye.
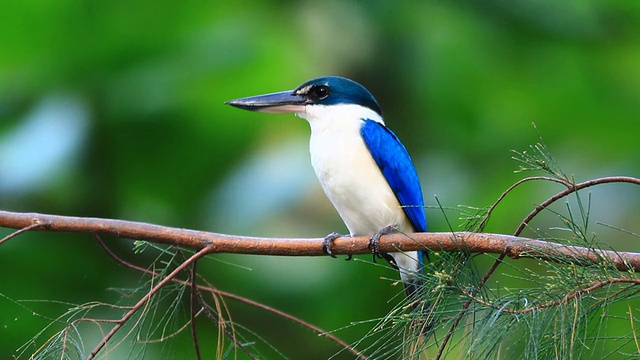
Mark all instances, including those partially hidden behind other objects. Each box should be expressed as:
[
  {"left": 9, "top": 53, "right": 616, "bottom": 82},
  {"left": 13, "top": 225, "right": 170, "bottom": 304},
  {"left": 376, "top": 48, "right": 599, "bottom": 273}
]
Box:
[{"left": 310, "top": 85, "right": 330, "bottom": 100}]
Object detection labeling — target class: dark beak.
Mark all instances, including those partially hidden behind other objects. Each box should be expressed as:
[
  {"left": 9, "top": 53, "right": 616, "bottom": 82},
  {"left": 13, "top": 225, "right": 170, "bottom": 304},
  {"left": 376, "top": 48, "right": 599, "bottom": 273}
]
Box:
[{"left": 225, "top": 90, "right": 307, "bottom": 114}]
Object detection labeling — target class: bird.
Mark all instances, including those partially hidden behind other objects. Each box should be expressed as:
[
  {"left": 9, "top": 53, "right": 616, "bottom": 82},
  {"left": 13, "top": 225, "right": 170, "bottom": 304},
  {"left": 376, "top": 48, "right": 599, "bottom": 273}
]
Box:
[{"left": 225, "top": 76, "right": 427, "bottom": 300}]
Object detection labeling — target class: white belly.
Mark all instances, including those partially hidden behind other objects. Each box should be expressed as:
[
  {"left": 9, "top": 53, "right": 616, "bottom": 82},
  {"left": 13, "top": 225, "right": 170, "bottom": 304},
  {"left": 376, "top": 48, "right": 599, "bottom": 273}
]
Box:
[{"left": 308, "top": 119, "right": 414, "bottom": 236}]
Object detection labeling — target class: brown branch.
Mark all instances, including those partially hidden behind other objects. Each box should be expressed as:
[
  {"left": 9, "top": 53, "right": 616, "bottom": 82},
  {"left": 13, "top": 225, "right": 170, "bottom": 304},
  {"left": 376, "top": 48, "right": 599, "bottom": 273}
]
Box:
[
  {"left": 1, "top": 210, "right": 639, "bottom": 271},
  {"left": 515, "top": 176, "right": 640, "bottom": 234}
]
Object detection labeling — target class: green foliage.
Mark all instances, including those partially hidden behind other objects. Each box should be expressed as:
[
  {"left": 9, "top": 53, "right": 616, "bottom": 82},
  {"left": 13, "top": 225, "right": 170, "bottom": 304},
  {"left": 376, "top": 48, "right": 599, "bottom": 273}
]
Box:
[
  {"left": 360, "top": 139, "right": 639, "bottom": 358},
  {"left": 348, "top": 176, "right": 640, "bottom": 358}
]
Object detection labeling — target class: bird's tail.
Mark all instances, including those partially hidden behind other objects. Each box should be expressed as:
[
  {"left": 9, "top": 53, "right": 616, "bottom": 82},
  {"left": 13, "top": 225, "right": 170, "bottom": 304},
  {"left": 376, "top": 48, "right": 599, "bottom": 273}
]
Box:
[
  {"left": 391, "top": 250, "right": 434, "bottom": 334},
  {"left": 391, "top": 250, "right": 424, "bottom": 297}
]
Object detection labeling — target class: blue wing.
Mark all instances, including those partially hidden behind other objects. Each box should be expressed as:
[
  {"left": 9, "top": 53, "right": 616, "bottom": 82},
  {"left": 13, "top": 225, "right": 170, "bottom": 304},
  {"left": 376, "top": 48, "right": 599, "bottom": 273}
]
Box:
[{"left": 360, "top": 119, "right": 427, "bottom": 233}]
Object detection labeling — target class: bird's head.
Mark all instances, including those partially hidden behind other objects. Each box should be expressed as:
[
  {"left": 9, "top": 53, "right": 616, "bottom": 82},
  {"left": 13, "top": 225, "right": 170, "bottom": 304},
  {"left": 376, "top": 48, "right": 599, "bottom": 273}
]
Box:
[{"left": 225, "top": 76, "right": 383, "bottom": 122}]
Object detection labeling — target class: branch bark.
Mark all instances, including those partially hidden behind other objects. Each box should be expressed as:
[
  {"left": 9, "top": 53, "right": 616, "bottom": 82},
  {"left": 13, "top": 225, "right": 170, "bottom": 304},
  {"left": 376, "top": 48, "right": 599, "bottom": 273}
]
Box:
[{"left": 1, "top": 210, "right": 639, "bottom": 271}]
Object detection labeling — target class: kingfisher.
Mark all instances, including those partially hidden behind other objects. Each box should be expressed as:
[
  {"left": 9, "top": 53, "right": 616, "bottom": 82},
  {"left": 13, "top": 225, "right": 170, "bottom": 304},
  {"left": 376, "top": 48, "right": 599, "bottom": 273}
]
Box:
[{"left": 225, "top": 76, "right": 427, "bottom": 299}]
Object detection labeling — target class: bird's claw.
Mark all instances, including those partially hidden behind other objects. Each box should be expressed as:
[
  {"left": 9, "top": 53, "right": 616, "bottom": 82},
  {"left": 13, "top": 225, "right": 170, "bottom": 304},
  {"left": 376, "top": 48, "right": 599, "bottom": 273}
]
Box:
[
  {"left": 368, "top": 225, "right": 396, "bottom": 263},
  {"left": 368, "top": 233, "right": 382, "bottom": 262},
  {"left": 322, "top": 232, "right": 342, "bottom": 258}
]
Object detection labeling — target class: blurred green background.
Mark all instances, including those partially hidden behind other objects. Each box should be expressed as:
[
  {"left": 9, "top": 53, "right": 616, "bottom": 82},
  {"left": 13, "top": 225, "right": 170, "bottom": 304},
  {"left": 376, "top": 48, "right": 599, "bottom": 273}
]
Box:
[{"left": 1, "top": 0, "right": 639, "bottom": 358}]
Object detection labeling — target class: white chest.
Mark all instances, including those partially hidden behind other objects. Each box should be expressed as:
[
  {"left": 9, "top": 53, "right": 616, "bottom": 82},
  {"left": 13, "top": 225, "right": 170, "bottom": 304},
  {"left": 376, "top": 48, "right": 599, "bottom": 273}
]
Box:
[{"left": 301, "top": 105, "right": 414, "bottom": 236}]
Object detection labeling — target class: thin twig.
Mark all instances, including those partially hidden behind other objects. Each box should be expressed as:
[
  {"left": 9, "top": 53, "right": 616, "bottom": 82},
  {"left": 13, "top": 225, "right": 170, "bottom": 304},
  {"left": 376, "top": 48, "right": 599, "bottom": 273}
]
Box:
[
  {"left": 96, "top": 236, "right": 260, "bottom": 358},
  {"left": 629, "top": 302, "right": 640, "bottom": 354},
  {"left": 190, "top": 259, "right": 202, "bottom": 360},
  {"left": 460, "top": 278, "right": 640, "bottom": 315},
  {"left": 435, "top": 253, "right": 506, "bottom": 360},
  {"left": 95, "top": 236, "right": 367, "bottom": 359},
  {"left": 515, "top": 176, "right": 640, "bottom": 235},
  {"left": 476, "top": 176, "right": 572, "bottom": 231},
  {"left": 0, "top": 222, "right": 42, "bottom": 245},
  {"left": 87, "top": 246, "right": 212, "bottom": 359}
]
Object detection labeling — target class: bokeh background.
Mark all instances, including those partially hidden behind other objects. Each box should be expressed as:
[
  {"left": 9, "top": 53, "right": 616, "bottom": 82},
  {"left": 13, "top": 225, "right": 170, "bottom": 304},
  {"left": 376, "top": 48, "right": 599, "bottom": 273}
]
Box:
[{"left": 1, "top": 1, "right": 639, "bottom": 358}]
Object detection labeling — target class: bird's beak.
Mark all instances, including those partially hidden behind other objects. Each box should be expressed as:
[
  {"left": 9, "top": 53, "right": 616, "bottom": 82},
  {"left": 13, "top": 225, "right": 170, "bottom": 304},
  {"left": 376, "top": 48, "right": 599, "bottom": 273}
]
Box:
[{"left": 225, "top": 90, "right": 307, "bottom": 114}]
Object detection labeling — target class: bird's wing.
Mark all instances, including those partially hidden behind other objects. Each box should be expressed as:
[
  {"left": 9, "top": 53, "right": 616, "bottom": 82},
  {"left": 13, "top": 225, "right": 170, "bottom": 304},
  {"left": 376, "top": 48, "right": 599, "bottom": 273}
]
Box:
[{"left": 360, "top": 119, "right": 427, "bottom": 233}]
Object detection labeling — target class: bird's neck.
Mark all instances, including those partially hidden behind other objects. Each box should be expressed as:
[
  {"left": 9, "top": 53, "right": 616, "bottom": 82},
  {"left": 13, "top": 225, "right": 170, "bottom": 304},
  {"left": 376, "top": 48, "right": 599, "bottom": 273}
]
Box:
[{"left": 297, "top": 104, "right": 384, "bottom": 134}]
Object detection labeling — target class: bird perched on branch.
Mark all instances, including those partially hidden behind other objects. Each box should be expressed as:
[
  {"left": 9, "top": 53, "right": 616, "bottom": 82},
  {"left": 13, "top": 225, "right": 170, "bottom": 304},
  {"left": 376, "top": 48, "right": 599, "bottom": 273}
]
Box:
[{"left": 226, "top": 76, "right": 427, "bottom": 301}]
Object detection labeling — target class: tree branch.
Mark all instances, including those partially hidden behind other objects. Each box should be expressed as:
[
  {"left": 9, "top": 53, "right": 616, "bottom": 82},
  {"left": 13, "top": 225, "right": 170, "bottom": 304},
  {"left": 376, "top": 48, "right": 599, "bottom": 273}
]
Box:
[{"left": 1, "top": 210, "right": 639, "bottom": 271}]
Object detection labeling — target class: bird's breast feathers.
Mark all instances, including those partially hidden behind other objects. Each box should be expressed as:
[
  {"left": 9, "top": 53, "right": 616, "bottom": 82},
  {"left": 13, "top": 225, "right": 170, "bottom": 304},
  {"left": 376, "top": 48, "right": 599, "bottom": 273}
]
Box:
[{"left": 302, "top": 104, "right": 414, "bottom": 236}]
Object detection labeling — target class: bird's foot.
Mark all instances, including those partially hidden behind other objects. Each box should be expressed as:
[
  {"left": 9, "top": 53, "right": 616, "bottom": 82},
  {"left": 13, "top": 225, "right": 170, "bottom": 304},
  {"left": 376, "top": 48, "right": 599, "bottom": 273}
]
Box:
[
  {"left": 323, "top": 233, "right": 353, "bottom": 260},
  {"left": 368, "top": 225, "right": 396, "bottom": 263},
  {"left": 322, "top": 232, "right": 342, "bottom": 258}
]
